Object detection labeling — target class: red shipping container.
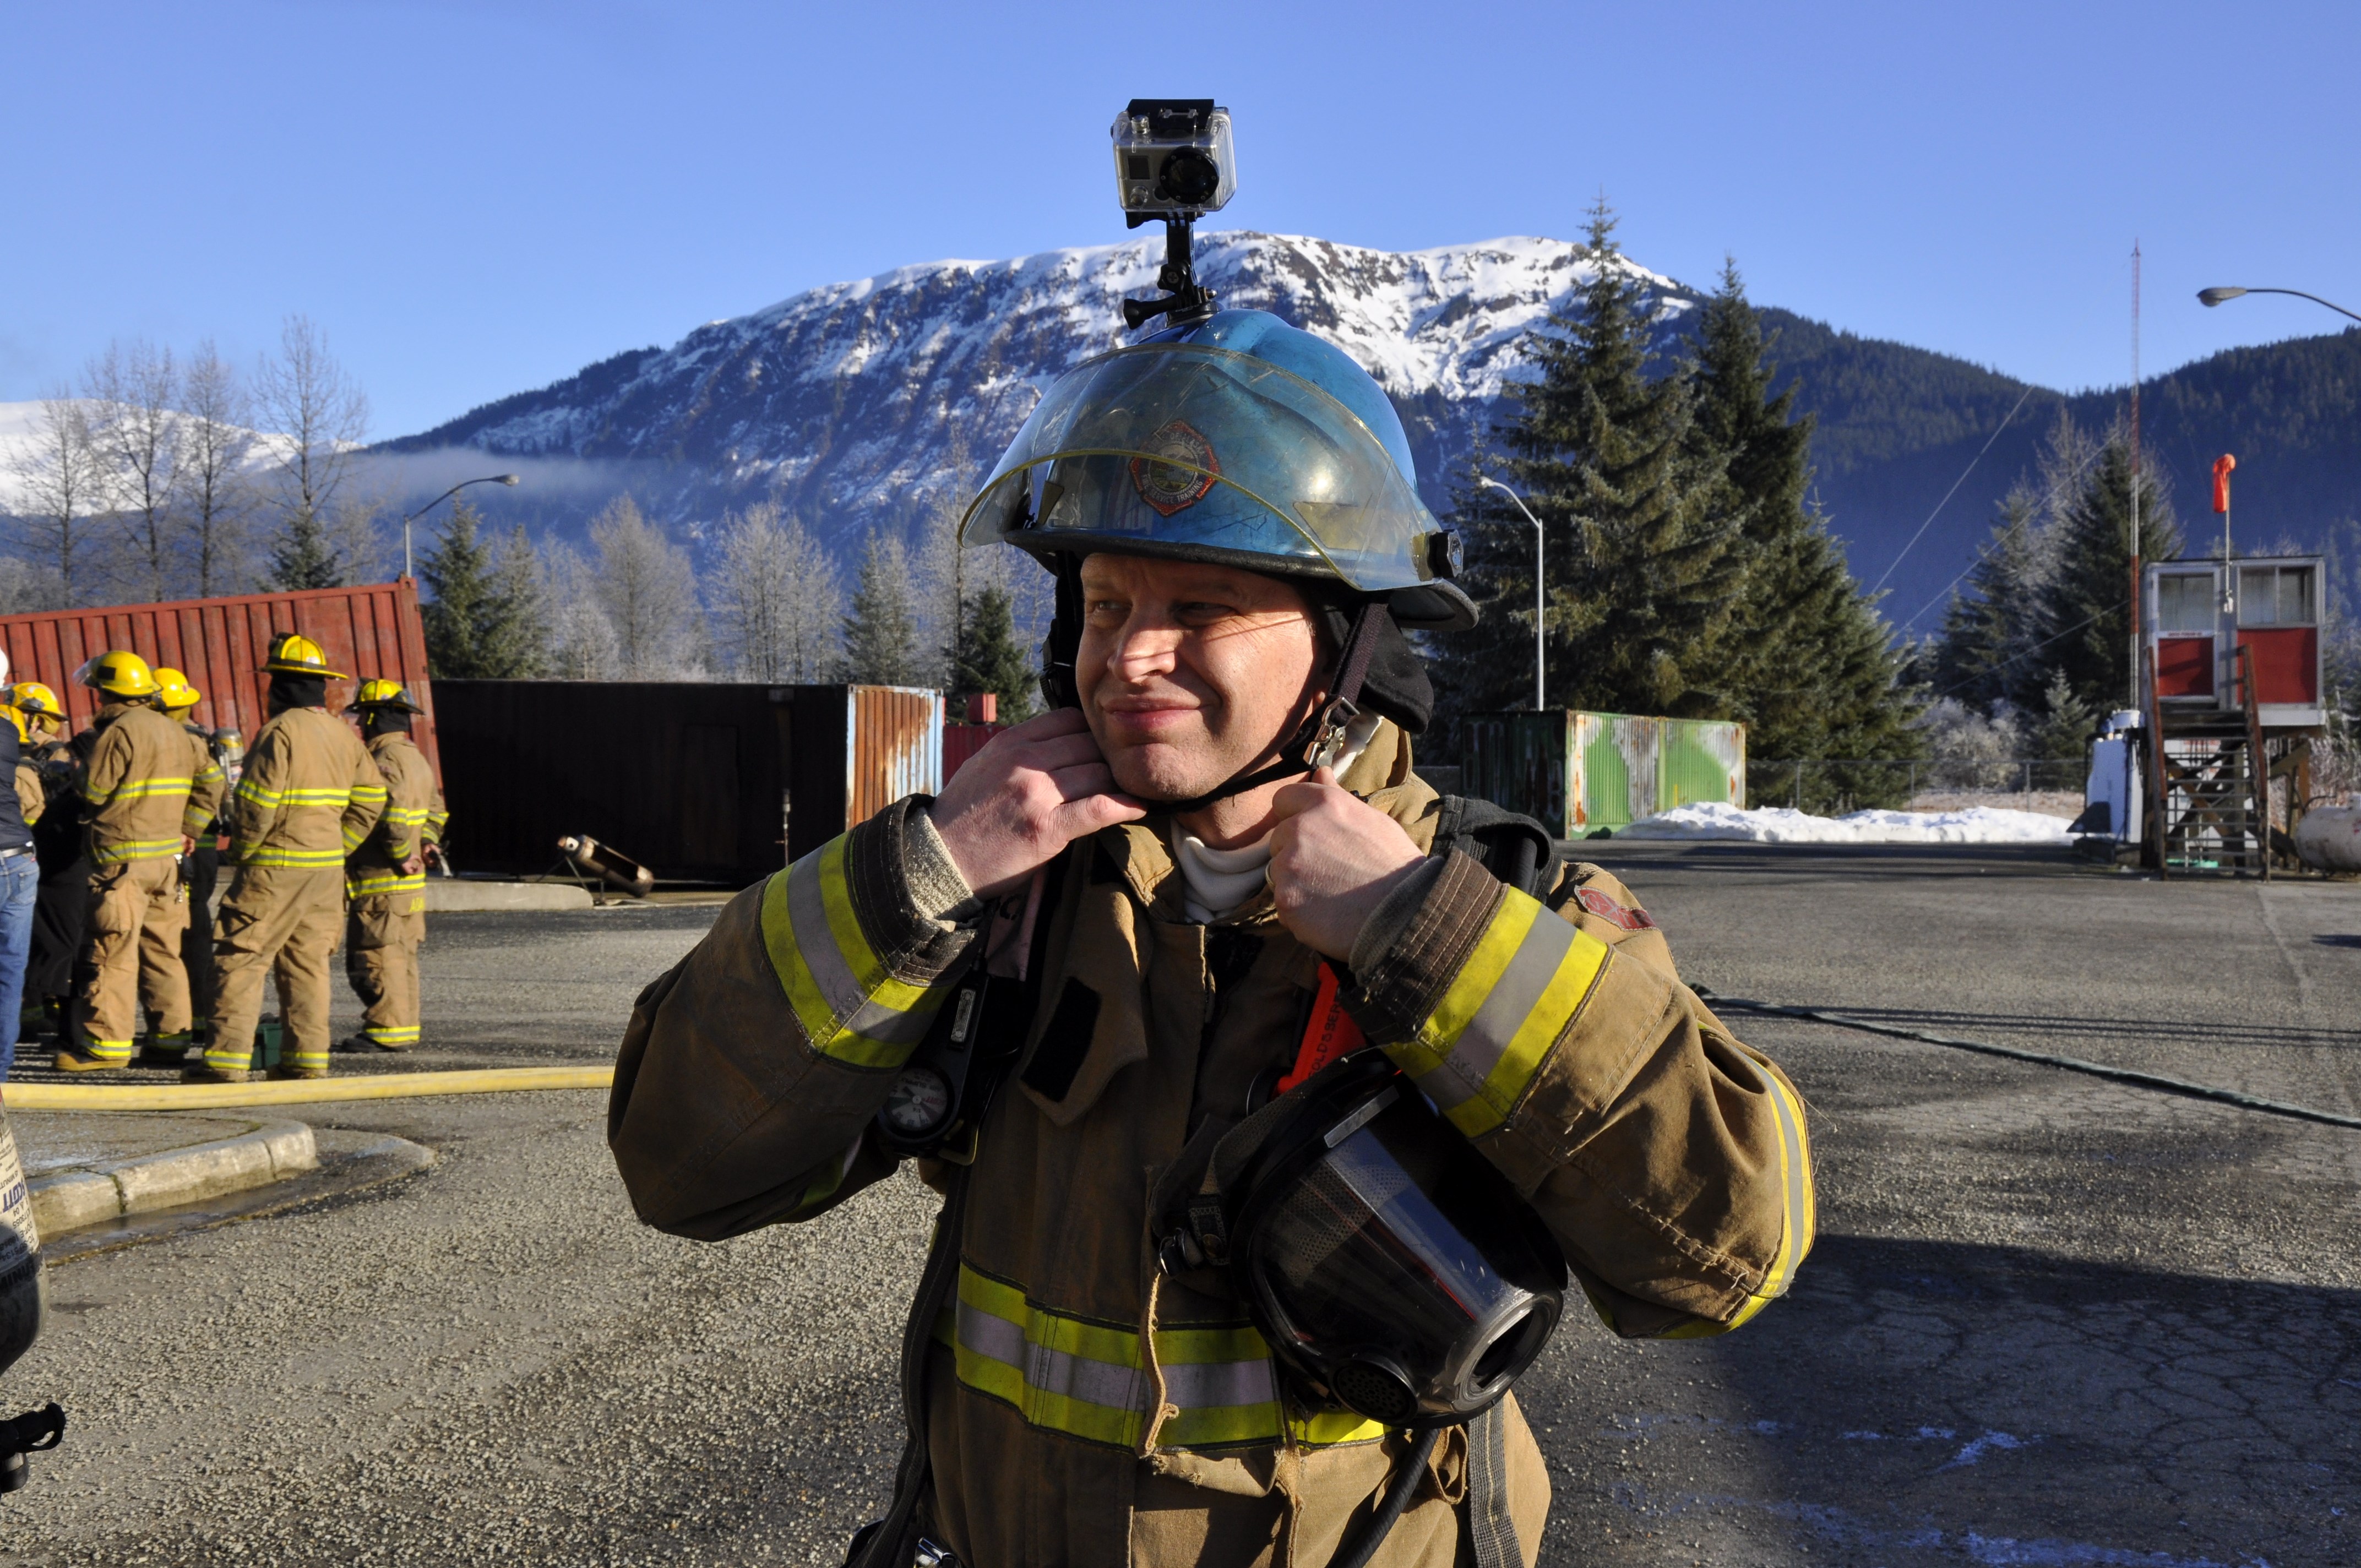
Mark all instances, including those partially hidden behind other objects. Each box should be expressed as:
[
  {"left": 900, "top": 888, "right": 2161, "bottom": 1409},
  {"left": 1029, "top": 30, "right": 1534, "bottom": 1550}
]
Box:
[{"left": 0, "top": 580, "right": 439, "bottom": 777}]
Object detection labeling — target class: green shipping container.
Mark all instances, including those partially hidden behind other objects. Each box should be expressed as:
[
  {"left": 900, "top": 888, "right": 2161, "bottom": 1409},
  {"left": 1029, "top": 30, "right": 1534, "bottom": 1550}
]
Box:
[{"left": 1459, "top": 711, "right": 1747, "bottom": 837}]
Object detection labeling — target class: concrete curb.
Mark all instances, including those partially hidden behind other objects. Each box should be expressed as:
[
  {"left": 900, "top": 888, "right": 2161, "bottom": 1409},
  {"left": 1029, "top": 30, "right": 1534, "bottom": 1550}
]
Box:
[
  {"left": 428, "top": 881, "right": 593, "bottom": 912},
  {"left": 29, "top": 1120, "right": 318, "bottom": 1237}
]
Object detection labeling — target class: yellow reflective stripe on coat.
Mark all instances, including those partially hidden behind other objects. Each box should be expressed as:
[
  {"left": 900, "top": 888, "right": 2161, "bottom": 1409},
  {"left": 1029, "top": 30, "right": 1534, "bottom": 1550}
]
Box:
[
  {"left": 84, "top": 775, "right": 192, "bottom": 805},
  {"left": 934, "top": 1262, "right": 1387, "bottom": 1453},
  {"left": 1384, "top": 886, "right": 1611, "bottom": 1137},
  {"left": 1660, "top": 1044, "right": 1815, "bottom": 1338},
  {"left": 757, "top": 837, "right": 945, "bottom": 1069},
  {"left": 234, "top": 844, "right": 347, "bottom": 867},
  {"left": 90, "top": 837, "right": 183, "bottom": 863},
  {"left": 347, "top": 869, "right": 427, "bottom": 896}
]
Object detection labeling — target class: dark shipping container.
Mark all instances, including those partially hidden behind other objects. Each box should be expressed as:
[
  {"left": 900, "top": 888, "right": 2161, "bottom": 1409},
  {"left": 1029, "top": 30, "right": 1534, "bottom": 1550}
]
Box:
[
  {"left": 431, "top": 682, "right": 942, "bottom": 888},
  {"left": 0, "top": 579, "right": 440, "bottom": 775}
]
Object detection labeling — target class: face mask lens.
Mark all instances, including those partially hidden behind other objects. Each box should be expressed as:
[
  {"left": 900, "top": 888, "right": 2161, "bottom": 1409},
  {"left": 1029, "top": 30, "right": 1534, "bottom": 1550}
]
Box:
[{"left": 1240, "top": 1074, "right": 1564, "bottom": 1424}]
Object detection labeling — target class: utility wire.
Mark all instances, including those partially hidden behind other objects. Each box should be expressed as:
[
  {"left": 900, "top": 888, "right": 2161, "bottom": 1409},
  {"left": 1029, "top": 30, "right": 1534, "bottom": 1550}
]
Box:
[
  {"left": 1695, "top": 990, "right": 2361, "bottom": 1133},
  {"left": 1868, "top": 386, "right": 2038, "bottom": 597},
  {"left": 1924, "top": 597, "right": 2125, "bottom": 702}
]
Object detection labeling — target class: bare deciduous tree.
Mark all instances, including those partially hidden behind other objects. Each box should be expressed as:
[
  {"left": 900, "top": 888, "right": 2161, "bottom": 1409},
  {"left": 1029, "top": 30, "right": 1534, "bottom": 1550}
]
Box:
[
  {"left": 252, "top": 314, "right": 369, "bottom": 588},
  {"left": 589, "top": 497, "right": 703, "bottom": 678},
  {"left": 710, "top": 500, "right": 843, "bottom": 680},
  {"left": 179, "top": 340, "right": 257, "bottom": 596},
  {"left": 6, "top": 393, "right": 103, "bottom": 603},
  {"left": 85, "top": 340, "right": 185, "bottom": 601}
]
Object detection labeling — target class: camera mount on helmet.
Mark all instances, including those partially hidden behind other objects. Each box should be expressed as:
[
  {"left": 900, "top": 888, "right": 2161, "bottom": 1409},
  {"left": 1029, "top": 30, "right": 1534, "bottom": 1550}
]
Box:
[{"left": 1112, "top": 100, "right": 1235, "bottom": 331}]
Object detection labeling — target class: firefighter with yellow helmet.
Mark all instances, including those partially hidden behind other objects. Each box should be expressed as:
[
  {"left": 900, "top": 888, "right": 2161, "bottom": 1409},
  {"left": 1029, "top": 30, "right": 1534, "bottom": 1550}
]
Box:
[
  {"left": 153, "top": 669, "right": 229, "bottom": 1056},
  {"left": 0, "top": 654, "right": 39, "bottom": 1080},
  {"left": 338, "top": 680, "right": 446, "bottom": 1053},
  {"left": 14, "top": 682, "right": 84, "bottom": 1047},
  {"left": 51, "top": 651, "right": 220, "bottom": 1072},
  {"left": 188, "top": 634, "right": 384, "bottom": 1084}
]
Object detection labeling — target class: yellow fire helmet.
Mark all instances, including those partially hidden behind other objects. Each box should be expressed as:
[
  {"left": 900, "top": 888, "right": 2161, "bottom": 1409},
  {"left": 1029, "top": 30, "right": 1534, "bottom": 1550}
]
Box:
[
  {"left": 75, "top": 649, "right": 161, "bottom": 699},
  {"left": 352, "top": 679, "right": 422, "bottom": 714},
  {"left": 0, "top": 706, "right": 22, "bottom": 744},
  {"left": 153, "top": 667, "right": 204, "bottom": 713},
  {"left": 260, "top": 632, "right": 347, "bottom": 680},
  {"left": 9, "top": 682, "right": 62, "bottom": 719}
]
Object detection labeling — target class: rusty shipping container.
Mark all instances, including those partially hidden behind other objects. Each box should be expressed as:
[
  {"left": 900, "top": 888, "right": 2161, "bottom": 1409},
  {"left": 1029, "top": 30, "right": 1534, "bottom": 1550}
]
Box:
[
  {"left": 0, "top": 580, "right": 440, "bottom": 774},
  {"left": 431, "top": 682, "right": 942, "bottom": 887},
  {"left": 1461, "top": 711, "right": 1746, "bottom": 837}
]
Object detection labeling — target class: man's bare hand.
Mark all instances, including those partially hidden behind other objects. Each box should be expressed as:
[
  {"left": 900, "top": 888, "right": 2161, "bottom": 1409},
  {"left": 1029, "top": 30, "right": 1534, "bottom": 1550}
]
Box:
[
  {"left": 931, "top": 709, "right": 1146, "bottom": 899},
  {"left": 402, "top": 852, "right": 426, "bottom": 876},
  {"left": 1267, "top": 768, "right": 1426, "bottom": 960}
]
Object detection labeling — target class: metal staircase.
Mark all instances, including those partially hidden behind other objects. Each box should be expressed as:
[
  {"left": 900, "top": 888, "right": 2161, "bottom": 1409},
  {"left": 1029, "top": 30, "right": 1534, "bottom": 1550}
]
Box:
[{"left": 2143, "top": 645, "right": 2272, "bottom": 878}]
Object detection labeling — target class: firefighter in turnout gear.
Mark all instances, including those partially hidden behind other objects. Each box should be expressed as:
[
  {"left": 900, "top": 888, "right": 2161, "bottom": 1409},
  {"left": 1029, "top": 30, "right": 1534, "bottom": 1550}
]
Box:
[
  {"left": 339, "top": 681, "right": 445, "bottom": 1053},
  {"left": 154, "top": 669, "right": 227, "bottom": 1055},
  {"left": 190, "top": 635, "right": 384, "bottom": 1084},
  {"left": 608, "top": 310, "right": 1815, "bottom": 1567},
  {"left": 53, "top": 651, "right": 220, "bottom": 1072},
  {"left": 17, "top": 683, "right": 86, "bottom": 1044}
]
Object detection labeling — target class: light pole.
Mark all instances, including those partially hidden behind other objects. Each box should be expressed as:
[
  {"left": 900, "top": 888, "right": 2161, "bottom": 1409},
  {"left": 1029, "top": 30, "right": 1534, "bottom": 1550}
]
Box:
[
  {"left": 401, "top": 473, "right": 521, "bottom": 579},
  {"left": 2197, "top": 285, "right": 2361, "bottom": 325},
  {"left": 1477, "top": 477, "right": 1547, "bottom": 711}
]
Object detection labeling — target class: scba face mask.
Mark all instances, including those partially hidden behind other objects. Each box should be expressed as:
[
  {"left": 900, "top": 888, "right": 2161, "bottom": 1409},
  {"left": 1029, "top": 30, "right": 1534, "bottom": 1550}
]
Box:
[{"left": 1163, "top": 1053, "right": 1567, "bottom": 1430}]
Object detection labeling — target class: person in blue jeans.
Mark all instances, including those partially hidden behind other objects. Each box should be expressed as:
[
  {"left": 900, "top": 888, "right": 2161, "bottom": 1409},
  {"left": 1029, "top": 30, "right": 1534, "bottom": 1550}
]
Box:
[{"left": 0, "top": 654, "right": 44, "bottom": 1080}]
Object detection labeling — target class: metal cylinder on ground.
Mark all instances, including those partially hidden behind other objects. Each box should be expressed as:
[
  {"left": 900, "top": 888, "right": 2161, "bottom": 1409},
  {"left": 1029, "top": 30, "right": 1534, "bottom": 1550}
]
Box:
[{"left": 2292, "top": 804, "right": 2361, "bottom": 873}]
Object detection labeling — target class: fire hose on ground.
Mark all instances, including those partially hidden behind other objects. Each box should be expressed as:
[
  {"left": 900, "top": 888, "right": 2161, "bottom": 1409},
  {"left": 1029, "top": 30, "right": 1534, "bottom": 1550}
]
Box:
[
  {"left": 1695, "top": 987, "right": 2361, "bottom": 1133},
  {"left": 0, "top": 1065, "right": 612, "bottom": 1113}
]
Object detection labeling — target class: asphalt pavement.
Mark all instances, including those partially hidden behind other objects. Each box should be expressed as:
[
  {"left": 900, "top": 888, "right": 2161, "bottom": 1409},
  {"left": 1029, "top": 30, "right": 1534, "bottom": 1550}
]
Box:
[{"left": 1, "top": 857, "right": 2356, "bottom": 1567}]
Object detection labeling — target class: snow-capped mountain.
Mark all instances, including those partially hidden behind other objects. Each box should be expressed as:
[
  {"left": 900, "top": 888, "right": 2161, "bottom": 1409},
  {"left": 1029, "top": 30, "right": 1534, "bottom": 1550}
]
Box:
[{"left": 387, "top": 231, "right": 1696, "bottom": 551}]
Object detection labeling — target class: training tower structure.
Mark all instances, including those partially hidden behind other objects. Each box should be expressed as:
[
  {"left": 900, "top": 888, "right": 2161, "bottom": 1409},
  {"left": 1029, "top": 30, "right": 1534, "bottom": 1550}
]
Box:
[{"left": 2138, "top": 554, "right": 2327, "bottom": 875}]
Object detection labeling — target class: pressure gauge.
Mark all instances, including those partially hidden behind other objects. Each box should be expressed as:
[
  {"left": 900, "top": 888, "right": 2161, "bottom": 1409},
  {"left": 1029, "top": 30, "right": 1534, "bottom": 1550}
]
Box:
[{"left": 881, "top": 1066, "right": 955, "bottom": 1139}]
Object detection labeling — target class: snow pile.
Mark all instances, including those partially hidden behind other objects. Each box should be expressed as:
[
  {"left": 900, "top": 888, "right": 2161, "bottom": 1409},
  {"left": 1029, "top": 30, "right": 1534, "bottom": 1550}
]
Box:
[{"left": 1615, "top": 801, "right": 2079, "bottom": 845}]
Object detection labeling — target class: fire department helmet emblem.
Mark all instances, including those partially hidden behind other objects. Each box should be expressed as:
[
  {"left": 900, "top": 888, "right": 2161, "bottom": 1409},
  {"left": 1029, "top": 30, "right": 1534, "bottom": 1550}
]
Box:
[{"left": 1129, "top": 420, "right": 1220, "bottom": 517}]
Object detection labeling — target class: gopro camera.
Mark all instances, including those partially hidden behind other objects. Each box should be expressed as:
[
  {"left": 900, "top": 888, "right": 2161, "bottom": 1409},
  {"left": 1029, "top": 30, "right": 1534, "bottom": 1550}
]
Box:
[{"left": 1111, "top": 100, "right": 1236, "bottom": 219}]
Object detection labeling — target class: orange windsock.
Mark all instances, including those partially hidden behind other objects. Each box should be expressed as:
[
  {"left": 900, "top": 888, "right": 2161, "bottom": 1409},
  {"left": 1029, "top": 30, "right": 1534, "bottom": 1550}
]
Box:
[{"left": 2212, "top": 453, "right": 2236, "bottom": 514}]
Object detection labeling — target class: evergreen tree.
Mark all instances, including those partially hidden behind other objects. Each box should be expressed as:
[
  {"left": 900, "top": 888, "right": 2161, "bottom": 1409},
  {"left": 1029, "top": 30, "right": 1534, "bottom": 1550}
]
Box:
[
  {"left": 949, "top": 583, "right": 1036, "bottom": 722},
  {"left": 1441, "top": 198, "right": 1744, "bottom": 720},
  {"left": 2028, "top": 667, "right": 2098, "bottom": 762},
  {"left": 1685, "top": 259, "right": 1920, "bottom": 792},
  {"left": 1933, "top": 492, "right": 2048, "bottom": 714},
  {"left": 841, "top": 530, "right": 924, "bottom": 685},
  {"left": 2040, "top": 437, "right": 2180, "bottom": 714},
  {"left": 419, "top": 501, "right": 550, "bottom": 678},
  {"left": 269, "top": 509, "right": 343, "bottom": 590}
]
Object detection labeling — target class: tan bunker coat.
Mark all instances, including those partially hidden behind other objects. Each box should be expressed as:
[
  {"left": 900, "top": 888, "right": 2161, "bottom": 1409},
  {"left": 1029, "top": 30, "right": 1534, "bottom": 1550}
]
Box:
[{"left": 610, "top": 732, "right": 1813, "bottom": 1567}]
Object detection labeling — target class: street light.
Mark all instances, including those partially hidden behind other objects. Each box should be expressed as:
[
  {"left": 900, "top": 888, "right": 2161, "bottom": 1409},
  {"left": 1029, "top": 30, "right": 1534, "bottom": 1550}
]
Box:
[
  {"left": 400, "top": 473, "right": 521, "bottom": 579},
  {"left": 2197, "top": 285, "right": 2361, "bottom": 325},
  {"left": 1477, "top": 477, "right": 1547, "bottom": 711}
]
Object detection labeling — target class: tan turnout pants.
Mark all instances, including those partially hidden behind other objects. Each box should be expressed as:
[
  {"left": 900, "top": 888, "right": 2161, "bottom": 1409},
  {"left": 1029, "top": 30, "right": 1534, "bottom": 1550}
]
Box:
[
  {"left": 204, "top": 866, "right": 345, "bottom": 1076},
  {"left": 79, "top": 858, "right": 190, "bottom": 1063},
  {"left": 345, "top": 893, "right": 425, "bottom": 1049}
]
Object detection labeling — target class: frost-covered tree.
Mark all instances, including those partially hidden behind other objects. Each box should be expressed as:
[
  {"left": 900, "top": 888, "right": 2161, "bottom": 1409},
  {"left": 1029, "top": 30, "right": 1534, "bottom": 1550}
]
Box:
[
  {"left": 710, "top": 502, "right": 843, "bottom": 680},
  {"left": 589, "top": 496, "right": 703, "bottom": 678}
]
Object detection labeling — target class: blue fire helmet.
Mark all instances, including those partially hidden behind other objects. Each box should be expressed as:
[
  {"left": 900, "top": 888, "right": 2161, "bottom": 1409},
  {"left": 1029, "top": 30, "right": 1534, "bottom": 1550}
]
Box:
[{"left": 960, "top": 310, "right": 1476, "bottom": 630}]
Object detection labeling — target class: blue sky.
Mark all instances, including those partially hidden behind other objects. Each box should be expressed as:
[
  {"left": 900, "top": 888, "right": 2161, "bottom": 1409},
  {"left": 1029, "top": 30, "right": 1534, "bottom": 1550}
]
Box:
[{"left": 3, "top": 0, "right": 2355, "bottom": 438}]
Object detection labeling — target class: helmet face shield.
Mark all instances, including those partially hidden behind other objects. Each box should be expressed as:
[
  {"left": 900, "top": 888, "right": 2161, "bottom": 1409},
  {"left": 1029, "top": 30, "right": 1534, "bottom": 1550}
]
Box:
[
  {"left": 962, "top": 344, "right": 1447, "bottom": 594},
  {"left": 1230, "top": 1059, "right": 1566, "bottom": 1429}
]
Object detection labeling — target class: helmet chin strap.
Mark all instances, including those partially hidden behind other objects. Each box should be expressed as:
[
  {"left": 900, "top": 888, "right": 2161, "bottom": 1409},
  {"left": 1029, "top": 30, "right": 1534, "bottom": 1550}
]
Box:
[{"left": 1158, "top": 600, "right": 1388, "bottom": 817}]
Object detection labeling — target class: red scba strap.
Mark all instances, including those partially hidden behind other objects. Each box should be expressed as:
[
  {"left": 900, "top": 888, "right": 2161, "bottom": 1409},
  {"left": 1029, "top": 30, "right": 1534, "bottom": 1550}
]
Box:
[{"left": 1277, "top": 961, "right": 1366, "bottom": 1096}]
